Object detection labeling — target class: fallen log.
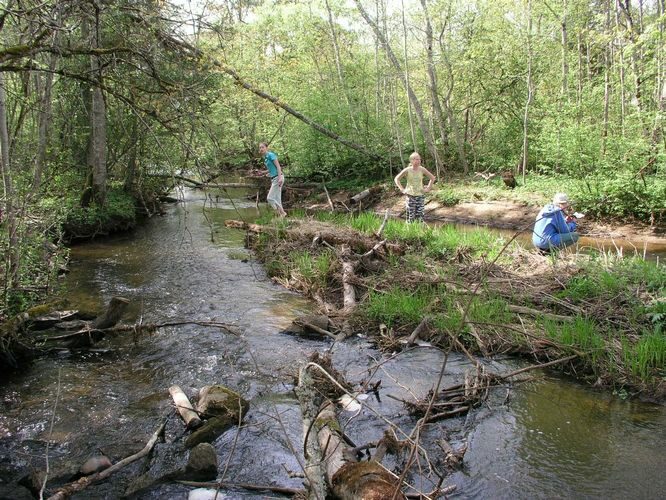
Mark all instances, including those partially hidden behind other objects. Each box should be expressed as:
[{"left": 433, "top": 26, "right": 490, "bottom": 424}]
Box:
[
  {"left": 507, "top": 305, "right": 574, "bottom": 322},
  {"left": 340, "top": 245, "right": 357, "bottom": 313},
  {"left": 317, "top": 402, "right": 407, "bottom": 500},
  {"left": 350, "top": 185, "right": 382, "bottom": 204},
  {"left": 205, "top": 182, "right": 256, "bottom": 189},
  {"left": 296, "top": 358, "right": 407, "bottom": 500},
  {"left": 47, "top": 420, "right": 166, "bottom": 500},
  {"left": 169, "top": 385, "right": 202, "bottom": 429},
  {"left": 226, "top": 219, "right": 404, "bottom": 255},
  {"left": 177, "top": 480, "right": 305, "bottom": 497}
]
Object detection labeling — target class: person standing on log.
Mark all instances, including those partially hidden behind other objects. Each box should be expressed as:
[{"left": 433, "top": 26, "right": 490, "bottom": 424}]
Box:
[
  {"left": 259, "top": 142, "right": 287, "bottom": 218},
  {"left": 394, "top": 152, "right": 435, "bottom": 223}
]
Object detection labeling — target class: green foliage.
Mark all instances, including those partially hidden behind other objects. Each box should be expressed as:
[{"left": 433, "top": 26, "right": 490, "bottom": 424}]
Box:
[
  {"left": 383, "top": 219, "right": 433, "bottom": 243},
  {"left": 350, "top": 212, "right": 381, "bottom": 234},
  {"left": 63, "top": 189, "right": 136, "bottom": 237},
  {"left": 290, "top": 249, "right": 335, "bottom": 288},
  {"left": 364, "top": 286, "right": 437, "bottom": 327},
  {"left": 556, "top": 170, "right": 665, "bottom": 222},
  {"left": 622, "top": 330, "right": 666, "bottom": 380},
  {"left": 427, "top": 224, "right": 506, "bottom": 261},
  {"left": 468, "top": 297, "right": 511, "bottom": 324},
  {"left": 432, "top": 187, "right": 462, "bottom": 207},
  {"left": 560, "top": 257, "right": 664, "bottom": 302},
  {"left": 544, "top": 317, "right": 605, "bottom": 364}
]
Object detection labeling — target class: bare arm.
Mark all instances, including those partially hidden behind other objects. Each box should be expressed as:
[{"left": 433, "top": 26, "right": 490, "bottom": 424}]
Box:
[
  {"left": 394, "top": 168, "right": 408, "bottom": 193},
  {"left": 422, "top": 167, "right": 436, "bottom": 192}
]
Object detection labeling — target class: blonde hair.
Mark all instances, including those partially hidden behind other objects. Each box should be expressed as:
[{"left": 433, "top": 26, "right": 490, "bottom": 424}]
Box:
[{"left": 409, "top": 152, "right": 421, "bottom": 164}]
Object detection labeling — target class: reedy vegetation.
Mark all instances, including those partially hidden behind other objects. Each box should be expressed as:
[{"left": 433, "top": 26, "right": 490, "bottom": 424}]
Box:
[
  {"left": 254, "top": 211, "right": 665, "bottom": 397},
  {"left": 1, "top": 0, "right": 665, "bottom": 317}
]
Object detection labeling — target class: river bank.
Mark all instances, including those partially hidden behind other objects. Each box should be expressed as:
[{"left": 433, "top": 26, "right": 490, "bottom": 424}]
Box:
[
  {"left": 242, "top": 209, "right": 665, "bottom": 402},
  {"left": 308, "top": 182, "right": 666, "bottom": 250}
]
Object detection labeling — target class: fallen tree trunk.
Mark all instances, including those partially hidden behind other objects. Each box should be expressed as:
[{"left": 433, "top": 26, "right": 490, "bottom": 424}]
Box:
[
  {"left": 296, "top": 358, "right": 406, "bottom": 500},
  {"left": 225, "top": 220, "right": 404, "bottom": 256},
  {"left": 317, "top": 402, "right": 406, "bottom": 500},
  {"left": 92, "top": 297, "right": 130, "bottom": 330},
  {"left": 350, "top": 185, "right": 382, "bottom": 204}
]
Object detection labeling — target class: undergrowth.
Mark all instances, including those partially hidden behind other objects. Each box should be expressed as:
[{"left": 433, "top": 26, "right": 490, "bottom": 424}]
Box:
[{"left": 248, "top": 210, "right": 666, "bottom": 399}]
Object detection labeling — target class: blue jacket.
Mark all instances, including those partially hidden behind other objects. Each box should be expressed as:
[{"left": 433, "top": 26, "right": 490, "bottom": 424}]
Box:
[{"left": 532, "top": 203, "right": 578, "bottom": 250}]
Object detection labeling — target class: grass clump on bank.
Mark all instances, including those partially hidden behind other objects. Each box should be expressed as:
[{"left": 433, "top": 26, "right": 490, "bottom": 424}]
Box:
[{"left": 247, "top": 210, "right": 665, "bottom": 400}]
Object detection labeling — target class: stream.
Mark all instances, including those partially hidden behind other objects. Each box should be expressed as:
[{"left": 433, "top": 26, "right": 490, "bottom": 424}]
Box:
[{"left": 0, "top": 185, "right": 664, "bottom": 499}]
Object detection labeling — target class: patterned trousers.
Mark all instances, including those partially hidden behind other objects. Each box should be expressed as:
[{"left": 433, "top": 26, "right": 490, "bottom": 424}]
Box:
[{"left": 405, "top": 195, "right": 425, "bottom": 223}]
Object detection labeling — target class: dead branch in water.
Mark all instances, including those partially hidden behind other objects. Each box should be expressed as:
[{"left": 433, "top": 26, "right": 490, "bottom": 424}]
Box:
[
  {"left": 47, "top": 420, "right": 166, "bottom": 500},
  {"left": 177, "top": 480, "right": 305, "bottom": 496}
]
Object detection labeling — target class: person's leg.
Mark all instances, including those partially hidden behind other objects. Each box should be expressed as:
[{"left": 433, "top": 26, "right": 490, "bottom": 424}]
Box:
[
  {"left": 406, "top": 195, "right": 415, "bottom": 223},
  {"left": 414, "top": 195, "right": 425, "bottom": 222},
  {"left": 549, "top": 232, "right": 579, "bottom": 249},
  {"left": 267, "top": 177, "right": 286, "bottom": 216}
]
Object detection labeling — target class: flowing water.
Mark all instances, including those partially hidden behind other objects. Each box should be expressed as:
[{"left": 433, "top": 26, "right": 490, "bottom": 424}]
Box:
[{"left": 0, "top": 186, "right": 664, "bottom": 499}]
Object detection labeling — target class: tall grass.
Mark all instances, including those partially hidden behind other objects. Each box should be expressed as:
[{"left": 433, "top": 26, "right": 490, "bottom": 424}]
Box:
[
  {"left": 365, "top": 286, "right": 438, "bottom": 326},
  {"left": 290, "top": 249, "right": 335, "bottom": 287},
  {"left": 543, "top": 317, "right": 605, "bottom": 365},
  {"left": 622, "top": 329, "right": 666, "bottom": 380}
]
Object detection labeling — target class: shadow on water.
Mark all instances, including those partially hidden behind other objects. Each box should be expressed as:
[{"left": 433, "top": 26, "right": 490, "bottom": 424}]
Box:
[{"left": 0, "top": 186, "right": 664, "bottom": 498}]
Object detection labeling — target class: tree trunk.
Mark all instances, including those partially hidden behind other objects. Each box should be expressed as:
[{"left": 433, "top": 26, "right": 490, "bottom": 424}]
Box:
[
  {"left": 92, "top": 296, "right": 130, "bottom": 329},
  {"left": 90, "top": 55, "right": 107, "bottom": 203},
  {"left": 324, "top": 0, "right": 361, "bottom": 137},
  {"left": 521, "top": 0, "right": 533, "bottom": 183},
  {"left": 0, "top": 72, "right": 19, "bottom": 292},
  {"left": 353, "top": 0, "right": 438, "bottom": 164},
  {"left": 33, "top": 53, "right": 57, "bottom": 194},
  {"left": 602, "top": 0, "right": 612, "bottom": 154},
  {"left": 562, "top": 0, "right": 569, "bottom": 97},
  {"left": 401, "top": 0, "right": 417, "bottom": 149},
  {"left": 613, "top": 1, "right": 627, "bottom": 132},
  {"left": 437, "top": 40, "right": 469, "bottom": 174},
  {"left": 420, "top": 0, "right": 447, "bottom": 178}
]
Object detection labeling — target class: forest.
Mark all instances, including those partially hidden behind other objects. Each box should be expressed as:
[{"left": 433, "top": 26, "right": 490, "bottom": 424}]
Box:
[
  {"left": 0, "top": 1, "right": 665, "bottom": 498},
  {"left": 1, "top": 0, "right": 665, "bottom": 317}
]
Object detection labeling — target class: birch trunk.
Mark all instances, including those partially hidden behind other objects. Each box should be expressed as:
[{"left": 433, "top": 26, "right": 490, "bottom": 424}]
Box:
[
  {"left": 521, "top": 0, "right": 533, "bottom": 182},
  {"left": 420, "top": 0, "right": 446, "bottom": 178},
  {"left": 0, "top": 72, "right": 19, "bottom": 291},
  {"left": 325, "top": 0, "right": 361, "bottom": 137},
  {"left": 353, "top": 0, "right": 438, "bottom": 164}
]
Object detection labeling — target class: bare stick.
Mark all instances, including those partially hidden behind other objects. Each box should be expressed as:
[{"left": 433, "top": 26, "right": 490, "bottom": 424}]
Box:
[
  {"left": 376, "top": 208, "right": 390, "bottom": 237},
  {"left": 47, "top": 420, "right": 166, "bottom": 500},
  {"left": 323, "top": 183, "right": 334, "bottom": 212},
  {"left": 169, "top": 385, "right": 202, "bottom": 429}
]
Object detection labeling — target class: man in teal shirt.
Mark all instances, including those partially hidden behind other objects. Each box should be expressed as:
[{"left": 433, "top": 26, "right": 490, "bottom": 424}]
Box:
[{"left": 259, "top": 142, "right": 287, "bottom": 217}]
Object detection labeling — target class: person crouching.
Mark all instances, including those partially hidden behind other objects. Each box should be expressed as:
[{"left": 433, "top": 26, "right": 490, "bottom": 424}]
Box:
[{"left": 532, "top": 192, "right": 580, "bottom": 253}]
